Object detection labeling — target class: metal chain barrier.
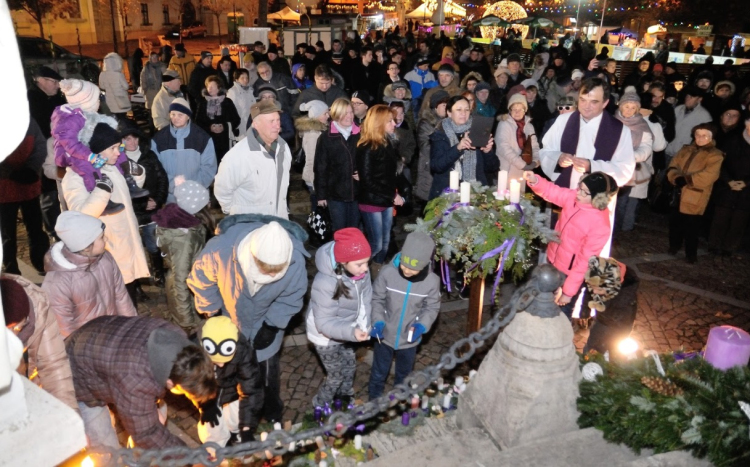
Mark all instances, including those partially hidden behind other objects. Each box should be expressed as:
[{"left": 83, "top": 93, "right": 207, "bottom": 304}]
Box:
[{"left": 96, "top": 301, "right": 517, "bottom": 466}]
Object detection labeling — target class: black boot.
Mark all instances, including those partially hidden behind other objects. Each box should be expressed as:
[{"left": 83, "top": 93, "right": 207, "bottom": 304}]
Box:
[
  {"left": 102, "top": 199, "right": 125, "bottom": 215},
  {"left": 134, "top": 282, "right": 150, "bottom": 302},
  {"left": 149, "top": 252, "right": 165, "bottom": 288},
  {"left": 120, "top": 161, "right": 150, "bottom": 199}
]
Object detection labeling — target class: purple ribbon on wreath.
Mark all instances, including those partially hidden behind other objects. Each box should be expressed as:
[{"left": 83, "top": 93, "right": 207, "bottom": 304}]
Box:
[{"left": 435, "top": 202, "right": 470, "bottom": 228}]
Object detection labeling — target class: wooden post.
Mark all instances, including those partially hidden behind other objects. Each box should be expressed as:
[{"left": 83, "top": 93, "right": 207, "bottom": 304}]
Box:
[{"left": 467, "top": 277, "right": 485, "bottom": 335}]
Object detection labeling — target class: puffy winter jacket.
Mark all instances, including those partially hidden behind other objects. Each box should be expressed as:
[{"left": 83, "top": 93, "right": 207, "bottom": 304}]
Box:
[
  {"left": 306, "top": 241, "right": 372, "bottom": 347},
  {"left": 528, "top": 177, "right": 611, "bottom": 297},
  {"left": 168, "top": 55, "right": 196, "bottom": 84},
  {"left": 295, "top": 116, "right": 328, "bottom": 186},
  {"left": 495, "top": 115, "right": 540, "bottom": 181},
  {"left": 666, "top": 141, "right": 723, "bottom": 216},
  {"left": 99, "top": 53, "right": 132, "bottom": 113},
  {"left": 371, "top": 254, "right": 441, "bottom": 350},
  {"left": 42, "top": 242, "right": 137, "bottom": 337},
  {"left": 356, "top": 141, "right": 399, "bottom": 207},
  {"left": 140, "top": 60, "right": 167, "bottom": 109},
  {"left": 314, "top": 122, "right": 361, "bottom": 203},
  {"left": 4, "top": 273, "right": 78, "bottom": 411},
  {"left": 226, "top": 82, "right": 257, "bottom": 138}
]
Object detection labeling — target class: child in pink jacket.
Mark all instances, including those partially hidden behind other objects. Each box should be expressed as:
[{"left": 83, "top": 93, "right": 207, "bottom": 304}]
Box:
[{"left": 523, "top": 170, "right": 618, "bottom": 318}]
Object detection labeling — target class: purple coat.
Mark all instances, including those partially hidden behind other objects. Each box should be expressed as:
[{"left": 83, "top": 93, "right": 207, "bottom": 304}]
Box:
[{"left": 51, "top": 105, "right": 90, "bottom": 168}]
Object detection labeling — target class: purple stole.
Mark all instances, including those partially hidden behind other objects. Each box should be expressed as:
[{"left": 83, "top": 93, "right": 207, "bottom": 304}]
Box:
[{"left": 555, "top": 110, "right": 623, "bottom": 187}]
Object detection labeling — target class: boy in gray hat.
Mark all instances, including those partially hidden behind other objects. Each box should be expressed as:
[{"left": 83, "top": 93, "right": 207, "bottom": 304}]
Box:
[{"left": 368, "top": 231, "right": 441, "bottom": 399}]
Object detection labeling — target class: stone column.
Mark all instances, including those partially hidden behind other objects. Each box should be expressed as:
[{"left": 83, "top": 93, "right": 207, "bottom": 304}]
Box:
[{"left": 456, "top": 267, "right": 581, "bottom": 448}]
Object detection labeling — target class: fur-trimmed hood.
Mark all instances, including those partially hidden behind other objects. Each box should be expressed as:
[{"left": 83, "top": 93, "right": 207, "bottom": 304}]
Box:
[
  {"left": 77, "top": 113, "right": 119, "bottom": 147},
  {"left": 294, "top": 116, "right": 328, "bottom": 132},
  {"left": 383, "top": 83, "right": 413, "bottom": 99},
  {"left": 331, "top": 68, "right": 347, "bottom": 91},
  {"left": 460, "top": 71, "right": 484, "bottom": 90},
  {"left": 103, "top": 52, "right": 124, "bottom": 73}
]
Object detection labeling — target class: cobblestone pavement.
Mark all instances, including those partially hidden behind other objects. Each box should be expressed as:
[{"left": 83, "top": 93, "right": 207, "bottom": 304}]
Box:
[{"left": 10, "top": 172, "right": 750, "bottom": 448}]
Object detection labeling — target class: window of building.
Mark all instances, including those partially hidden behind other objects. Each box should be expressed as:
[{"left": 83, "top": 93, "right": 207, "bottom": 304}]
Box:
[
  {"left": 162, "top": 4, "right": 171, "bottom": 25},
  {"left": 141, "top": 3, "right": 150, "bottom": 25}
]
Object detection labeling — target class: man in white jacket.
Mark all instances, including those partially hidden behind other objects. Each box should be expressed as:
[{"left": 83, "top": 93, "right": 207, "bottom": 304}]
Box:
[{"left": 214, "top": 100, "right": 291, "bottom": 218}]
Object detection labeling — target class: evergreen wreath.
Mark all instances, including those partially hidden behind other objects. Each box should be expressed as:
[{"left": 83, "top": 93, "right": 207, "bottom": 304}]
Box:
[{"left": 577, "top": 353, "right": 750, "bottom": 467}]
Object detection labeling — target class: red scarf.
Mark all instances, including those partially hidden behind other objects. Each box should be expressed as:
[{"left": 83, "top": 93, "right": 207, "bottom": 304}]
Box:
[{"left": 515, "top": 118, "right": 527, "bottom": 150}]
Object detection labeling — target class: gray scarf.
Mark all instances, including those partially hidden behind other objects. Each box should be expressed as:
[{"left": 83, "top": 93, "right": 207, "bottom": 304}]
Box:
[
  {"left": 442, "top": 117, "right": 477, "bottom": 182},
  {"left": 203, "top": 91, "right": 225, "bottom": 119},
  {"left": 616, "top": 110, "right": 651, "bottom": 148}
]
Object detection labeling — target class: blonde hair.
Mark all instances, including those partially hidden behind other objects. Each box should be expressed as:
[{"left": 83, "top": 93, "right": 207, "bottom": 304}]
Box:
[
  {"left": 358, "top": 104, "right": 392, "bottom": 149},
  {"left": 329, "top": 97, "right": 352, "bottom": 122}
]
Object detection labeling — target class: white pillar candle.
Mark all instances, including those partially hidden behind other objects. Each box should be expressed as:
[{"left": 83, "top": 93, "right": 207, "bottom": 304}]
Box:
[
  {"left": 509, "top": 179, "right": 521, "bottom": 203},
  {"left": 449, "top": 170, "right": 460, "bottom": 190},
  {"left": 442, "top": 391, "right": 453, "bottom": 409},
  {"left": 469, "top": 369, "right": 478, "bottom": 380},
  {"left": 460, "top": 182, "right": 471, "bottom": 204},
  {"left": 354, "top": 434, "right": 363, "bottom": 450},
  {"left": 455, "top": 376, "right": 464, "bottom": 387},
  {"left": 497, "top": 170, "right": 508, "bottom": 197},
  {"left": 519, "top": 179, "right": 526, "bottom": 194},
  {"left": 422, "top": 395, "right": 429, "bottom": 409},
  {"left": 273, "top": 422, "right": 282, "bottom": 431},
  {"left": 320, "top": 461, "right": 328, "bottom": 467}
]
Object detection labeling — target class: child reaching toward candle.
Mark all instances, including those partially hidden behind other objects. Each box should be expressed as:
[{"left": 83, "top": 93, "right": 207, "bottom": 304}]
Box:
[
  {"left": 368, "top": 232, "right": 441, "bottom": 399},
  {"left": 523, "top": 170, "right": 618, "bottom": 318},
  {"left": 306, "top": 228, "right": 373, "bottom": 408}
]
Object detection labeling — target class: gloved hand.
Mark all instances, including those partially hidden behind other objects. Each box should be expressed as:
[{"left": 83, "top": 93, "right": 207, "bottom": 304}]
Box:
[
  {"left": 522, "top": 162, "right": 537, "bottom": 171},
  {"left": 95, "top": 173, "right": 113, "bottom": 193},
  {"left": 88, "top": 152, "right": 107, "bottom": 169},
  {"left": 122, "top": 159, "right": 144, "bottom": 176},
  {"left": 410, "top": 323, "right": 427, "bottom": 342},
  {"left": 198, "top": 398, "right": 222, "bottom": 427},
  {"left": 673, "top": 176, "right": 687, "bottom": 188},
  {"left": 370, "top": 321, "right": 385, "bottom": 340},
  {"left": 240, "top": 430, "right": 256, "bottom": 443},
  {"left": 253, "top": 322, "right": 279, "bottom": 350}
]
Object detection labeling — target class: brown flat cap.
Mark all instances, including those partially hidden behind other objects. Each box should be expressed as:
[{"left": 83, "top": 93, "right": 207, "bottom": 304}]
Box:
[{"left": 250, "top": 100, "right": 282, "bottom": 119}]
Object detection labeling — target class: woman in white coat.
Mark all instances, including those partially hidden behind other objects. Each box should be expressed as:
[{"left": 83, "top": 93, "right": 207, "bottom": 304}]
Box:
[
  {"left": 495, "top": 92, "right": 540, "bottom": 181},
  {"left": 99, "top": 52, "right": 132, "bottom": 119},
  {"left": 226, "top": 68, "right": 256, "bottom": 139},
  {"left": 61, "top": 117, "right": 150, "bottom": 305}
]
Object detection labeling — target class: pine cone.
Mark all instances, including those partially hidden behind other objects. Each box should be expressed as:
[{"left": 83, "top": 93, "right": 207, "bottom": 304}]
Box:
[{"left": 641, "top": 376, "right": 684, "bottom": 396}]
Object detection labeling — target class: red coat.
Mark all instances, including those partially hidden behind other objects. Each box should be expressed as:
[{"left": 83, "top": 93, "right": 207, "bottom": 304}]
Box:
[
  {"left": 0, "top": 120, "right": 46, "bottom": 203},
  {"left": 529, "top": 177, "right": 611, "bottom": 297}
]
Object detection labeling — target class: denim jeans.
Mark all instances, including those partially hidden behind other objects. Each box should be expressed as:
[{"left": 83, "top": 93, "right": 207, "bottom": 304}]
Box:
[
  {"left": 78, "top": 402, "right": 120, "bottom": 450},
  {"left": 615, "top": 188, "right": 639, "bottom": 232},
  {"left": 360, "top": 207, "right": 393, "bottom": 263},
  {"left": 327, "top": 200, "right": 361, "bottom": 233},
  {"left": 140, "top": 222, "right": 158, "bottom": 253},
  {"left": 305, "top": 183, "right": 317, "bottom": 212},
  {"left": 368, "top": 341, "right": 418, "bottom": 399}
]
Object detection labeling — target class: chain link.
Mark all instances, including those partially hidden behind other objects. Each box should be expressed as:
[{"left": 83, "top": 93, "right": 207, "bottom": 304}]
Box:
[{"left": 94, "top": 302, "right": 517, "bottom": 466}]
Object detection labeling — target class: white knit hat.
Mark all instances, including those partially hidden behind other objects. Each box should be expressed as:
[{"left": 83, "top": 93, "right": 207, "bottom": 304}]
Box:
[
  {"left": 507, "top": 92, "right": 528, "bottom": 112},
  {"left": 249, "top": 221, "right": 292, "bottom": 266},
  {"left": 55, "top": 211, "right": 104, "bottom": 253},
  {"left": 60, "top": 79, "right": 100, "bottom": 113},
  {"left": 299, "top": 100, "right": 329, "bottom": 119},
  {"left": 174, "top": 179, "right": 209, "bottom": 214}
]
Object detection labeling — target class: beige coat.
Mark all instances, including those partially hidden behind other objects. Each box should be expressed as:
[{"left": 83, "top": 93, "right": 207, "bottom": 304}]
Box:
[
  {"left": 667, "top": 142, "right": 723, "bottom": 215},
  {"left": 6, "top": 273, "right": 78, "bottom": 411},
  {"left": 99, "top": 52, "right": 132, "bottom": 113},
  {"left": 495, "top": 114, "right": 540, "bottom": 181},
  {"left": 61, "top": 163, "right": 150, "bottom": 283}
]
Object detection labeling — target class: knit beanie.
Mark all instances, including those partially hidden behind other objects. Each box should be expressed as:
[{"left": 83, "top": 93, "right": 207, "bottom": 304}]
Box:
[
  {"left": 174, "top": 179, "right": 209, "bottom": 214},
  {"left": 400, "top": 232, "right": 435, "bottom": 271},
  {"left": 201, "top": 316, "right": 239, "bottom": 364},
  {"left": 581, "top": 172, "right": 618, "bottom": 210},
  {"left": 507, "top": 92, "right": 528, "bottom": 112},
  {"left": 169, "top": 97, "right": 192, "bottom": 117},
  {"left": 430, "top": 90, "right": 450, "bottom": 109},
  {"left": 619, "top": 92, "right": 641, "bottom": 106},
  {"left": 251, "top": 221, "right": 293, "bottom": 266},
  {"left": 55, "top": 210, "right": 104, "bottom": 253},
  {"left": 60, "top": 79, "right": 100, "bottom": 113},
  {"left": 299, "top": 100, "right": 329, "bottom": 119},
  {"left": 88, "top": 122, "right": 123, "bottom": 154},
  {"left": 333, "top": 228, "right": 371, "bottom": 263}
]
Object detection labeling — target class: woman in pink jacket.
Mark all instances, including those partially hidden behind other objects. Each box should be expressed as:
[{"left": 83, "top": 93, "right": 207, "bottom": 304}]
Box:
[{"left": 524, "top": 170, "right": 618, "bottom": 318}]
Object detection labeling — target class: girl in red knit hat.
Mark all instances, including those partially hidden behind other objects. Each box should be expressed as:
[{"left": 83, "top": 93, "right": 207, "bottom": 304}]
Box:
[{"left": 306, "top": 227, "right": 372, "bottom": 408}]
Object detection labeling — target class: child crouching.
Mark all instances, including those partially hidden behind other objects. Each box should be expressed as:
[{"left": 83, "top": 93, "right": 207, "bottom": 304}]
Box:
[
  {"left": 307, "top": 228, "right": 372, "bottom": 408},
  {"left": 368, "top": 232, "right": 441, "bottom": 399}
]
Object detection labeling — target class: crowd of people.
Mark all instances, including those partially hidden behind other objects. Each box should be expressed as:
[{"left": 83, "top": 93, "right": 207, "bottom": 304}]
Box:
[{"left": 3, "top": 25, "right": 749, "bottom": 456}]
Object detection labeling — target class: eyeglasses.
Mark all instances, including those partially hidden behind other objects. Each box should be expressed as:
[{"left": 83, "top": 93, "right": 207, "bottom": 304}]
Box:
[
  {"left": 557, "top": 105, "right": 573, "bottom": 111},
  {"left": 577, "top": 184, "right": 591, "bottom": 196}
]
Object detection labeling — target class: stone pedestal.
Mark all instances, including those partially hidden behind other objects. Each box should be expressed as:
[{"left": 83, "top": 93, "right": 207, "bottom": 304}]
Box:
[{"left": 456, "top": 311, "right": 581, "bottom": 449}]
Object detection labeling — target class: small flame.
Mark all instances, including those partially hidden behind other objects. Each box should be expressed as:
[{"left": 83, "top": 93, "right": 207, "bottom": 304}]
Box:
[
  {"left": 81, "top": 455, "right": 94, "bottom": 467},
  {"left": 618, "top": 337, "right": 639, "bottom": 356}
]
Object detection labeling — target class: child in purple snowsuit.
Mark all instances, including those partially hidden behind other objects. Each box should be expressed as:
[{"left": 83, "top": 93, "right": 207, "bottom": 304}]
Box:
[{"left": 52, "top": 79, "right": 147, "bottom": 209}]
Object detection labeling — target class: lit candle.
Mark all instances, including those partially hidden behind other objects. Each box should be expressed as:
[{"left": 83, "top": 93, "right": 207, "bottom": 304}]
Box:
[
  {"left": 460, "top": 182, "right": 471, "bottom": 204},
  {"left": 273, "top": 422, "right": 281, "bottom": 431},
  {"left": 442, "top": 391, "right": 453, "bottom": 410},
  {"left": 411, "top": 395, "right": 420, "bottom": 410},
  {"left": 509, "top": 179, "right": 520, "bottom": 203},
  {"left": 704, "top": 325, "right": 750, "bottom": 370},
  {"left": 354, "top": 434, "right": 363, "bottom": 450},
  {"left": 449, "top": 170, "right": 459, "bottom": 190},
  {"left": 436, "top": 377, "right": 444, "bottom": 391},
  {"left": 289, "top": 441, "right": 296, "bottom": 452},
  {"left": 469, "top": 370, "right": 478, "bottom": 380},
  {"left": 454, "top": 376, "right": 463, "bottom": 387},
  {"left": 401, "top": 411, "right": 410, "bottom": 426},
  {"left": 497, "top": 170, "right": 508, "bottom": 197},
  {"left": 421, "top": 395, "right": 429, "bottom": 409}
]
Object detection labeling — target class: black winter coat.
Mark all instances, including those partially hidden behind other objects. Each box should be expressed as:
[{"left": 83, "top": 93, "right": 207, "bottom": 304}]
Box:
[
  {"left": 131, "top": 146, "right": 169, "bottom": 226},
  {"left": 356, "top": 141, "right": 399, "bottom": 207},
  {"left": 585, "top": 267, "right": 639, "bottom": 354},
  {"left": 314, "top": 125, "right": 361, "bottom": 202},
  {"left": 195, "top": 92, "right": 241, "bottom": 162},
  {"left": 188, "top": 64, "right": 217, "bottom": 108},
  {"left": 713, "top": 133, "right": 750, "bottom": 211},
  {"left": 428, "top": 121, "right": 493, "bottom": 199},
  {"left": 194, "top": 332, "right": 263, "bottom": 432}
]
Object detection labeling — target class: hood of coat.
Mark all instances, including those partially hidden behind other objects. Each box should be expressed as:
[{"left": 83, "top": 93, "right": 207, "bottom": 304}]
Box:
[
  {"left": 217, "top": 213, "right": 309, "bottom": 245},
  {"left": 460, "top": 71, "right": 484, "bottom": 90},
  {"left": 44, "top": 242, "right": 104, "bottom": 272},
  {"left": 331, "top": 68, "right": 347, "bottom": 90},
  {"left": 103, "top": 52, "right": 124, "bottom": 73},
  {"left": 294, "top": 116, "right": 328, "bottom": 132},
  {"left": 78, "top": 113, "right": 119, "bottom": 147},
  {"left": 383, "top": 83, "right": 413, "bottom": 99},
  {"left": 421, "top": 107, "right": 442, "bottom": 128}
]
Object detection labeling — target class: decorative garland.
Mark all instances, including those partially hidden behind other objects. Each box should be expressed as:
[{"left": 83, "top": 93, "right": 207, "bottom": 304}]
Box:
[
  {"left": 407, "top": 182, "right": 555, "bottom": 296},
  {"left": 577, "top": 353, "right": 750, "bottom": 467}
]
